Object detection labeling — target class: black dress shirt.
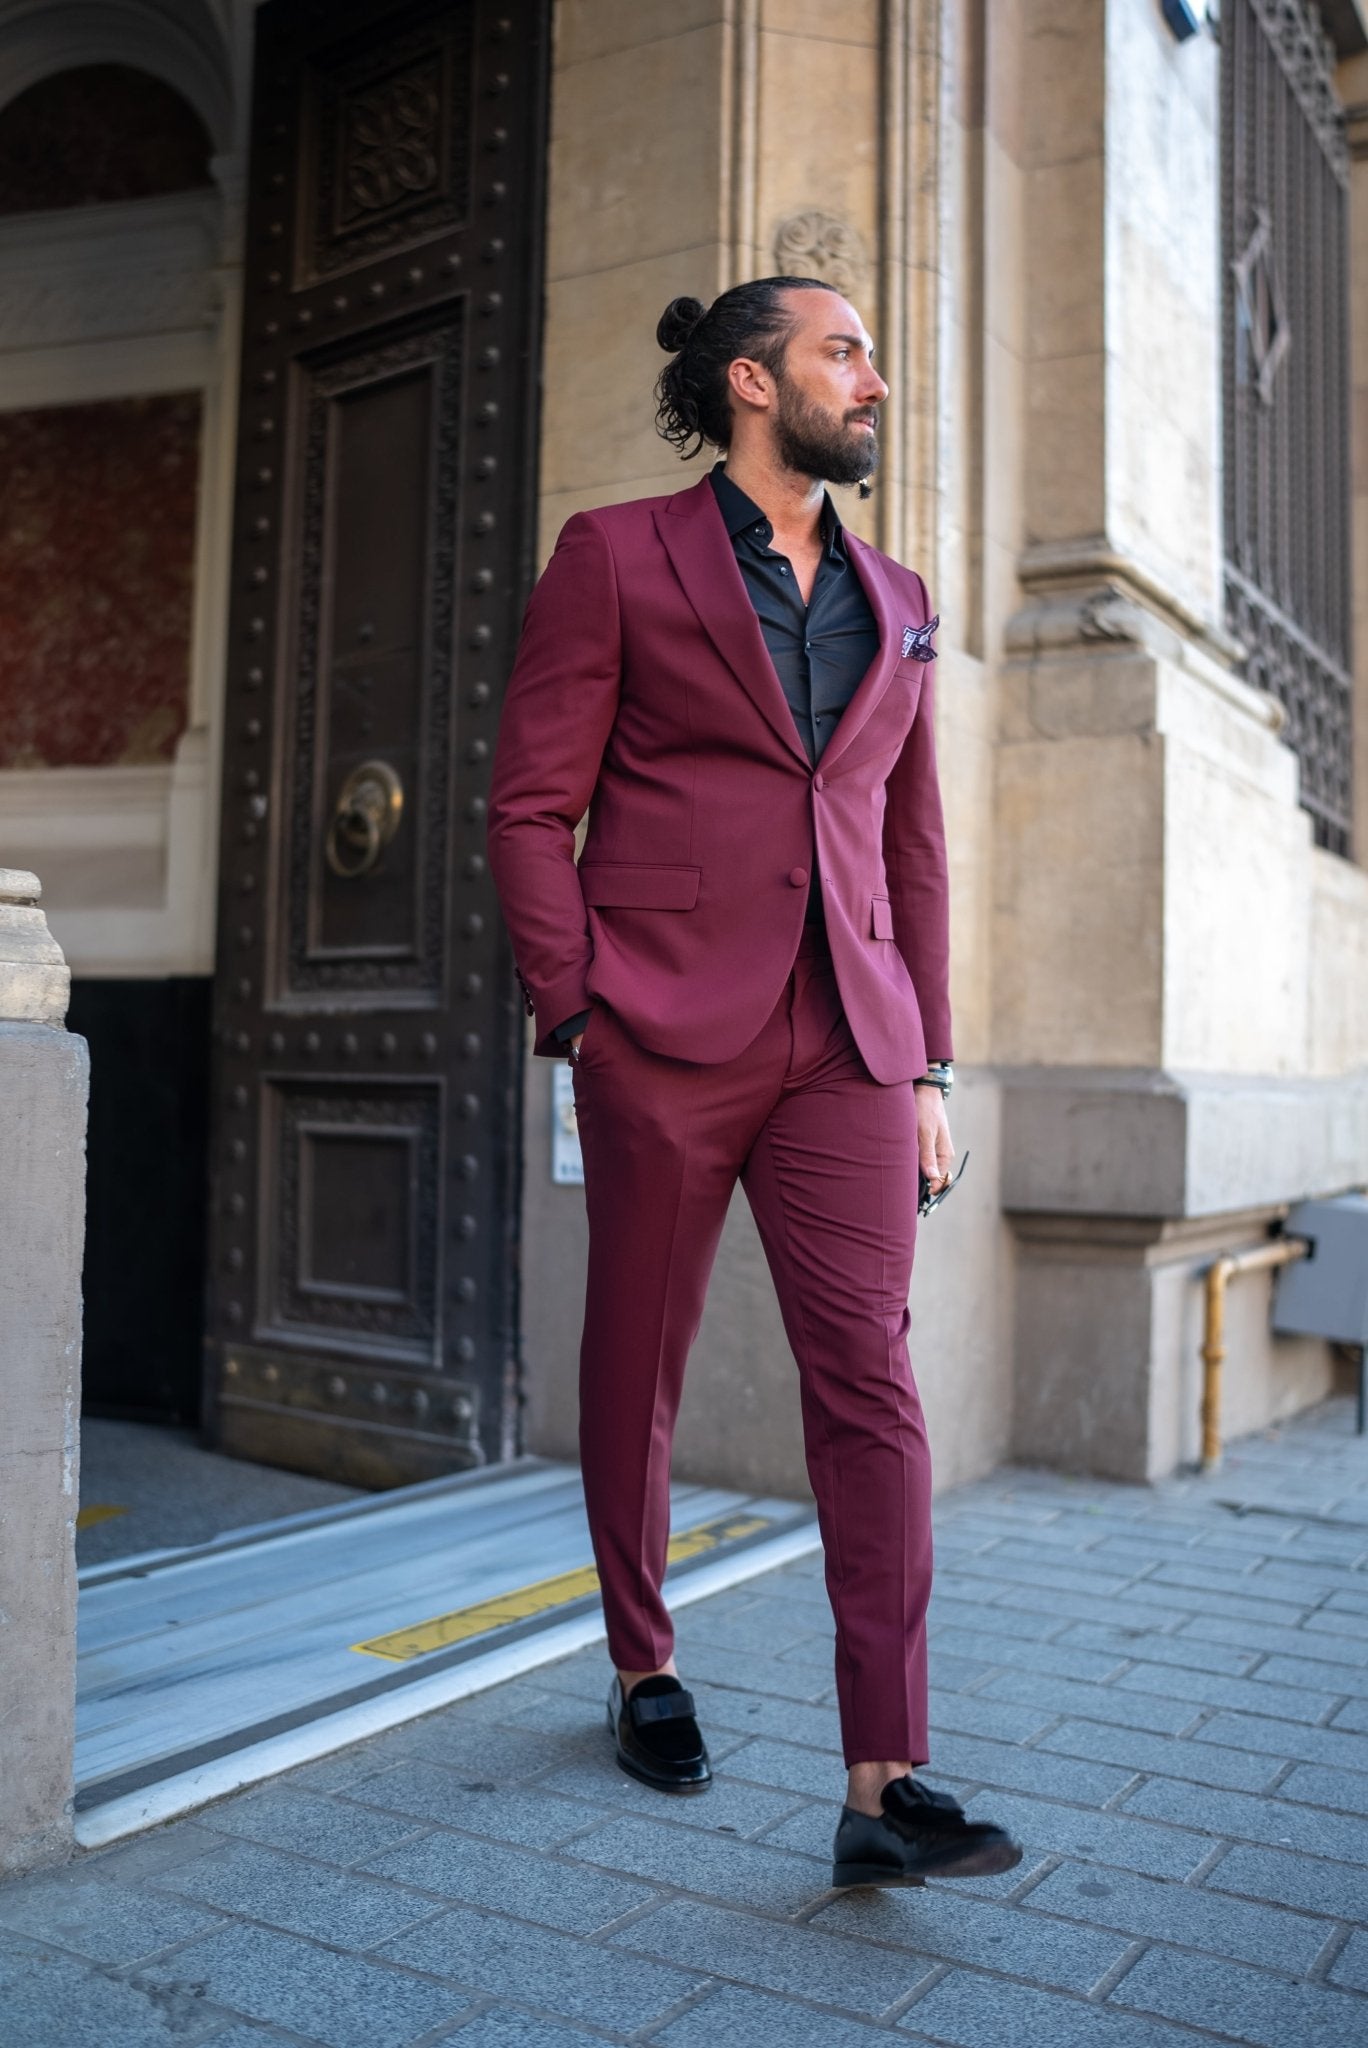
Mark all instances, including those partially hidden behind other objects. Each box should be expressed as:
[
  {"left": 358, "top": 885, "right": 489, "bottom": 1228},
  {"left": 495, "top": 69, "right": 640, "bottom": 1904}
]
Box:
[{"left": 708, "top": 465, "right": 880, "bottom": 771}]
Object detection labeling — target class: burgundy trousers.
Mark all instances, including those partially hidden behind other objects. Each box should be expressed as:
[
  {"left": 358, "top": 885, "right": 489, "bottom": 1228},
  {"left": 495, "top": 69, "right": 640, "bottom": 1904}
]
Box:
[{"left": 571, "top": 929, "right": 933, "bottom": 1767}]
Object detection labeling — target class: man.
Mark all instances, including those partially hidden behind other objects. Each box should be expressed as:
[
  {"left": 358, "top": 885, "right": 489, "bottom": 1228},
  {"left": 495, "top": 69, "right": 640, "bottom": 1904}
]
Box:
[{"left": 489, "top": 278, "right": 1020, "bottom": 1887}]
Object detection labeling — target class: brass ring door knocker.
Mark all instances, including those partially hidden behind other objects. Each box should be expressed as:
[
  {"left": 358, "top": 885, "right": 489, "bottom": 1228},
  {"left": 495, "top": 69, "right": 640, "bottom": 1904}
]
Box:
[{"left": 325, "top": 760, "right": 404, "bottom": 879}]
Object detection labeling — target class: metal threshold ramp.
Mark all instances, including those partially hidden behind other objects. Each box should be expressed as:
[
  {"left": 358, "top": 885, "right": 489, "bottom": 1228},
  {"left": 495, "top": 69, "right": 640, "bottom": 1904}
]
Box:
[{"left": 74, "top": 1459, "right": 819, "bottom": 1848}]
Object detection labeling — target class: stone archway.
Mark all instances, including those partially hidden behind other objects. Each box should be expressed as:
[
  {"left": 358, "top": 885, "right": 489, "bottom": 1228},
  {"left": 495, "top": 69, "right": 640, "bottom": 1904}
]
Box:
[{"left": 0, "top": 0, "right": 233, "bottom": 153}]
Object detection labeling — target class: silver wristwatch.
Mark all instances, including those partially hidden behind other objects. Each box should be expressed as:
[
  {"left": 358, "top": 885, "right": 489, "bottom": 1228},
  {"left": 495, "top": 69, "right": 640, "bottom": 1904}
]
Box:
[{"left": 914, "top": 1061, "right": 954, "bottom": 1099}]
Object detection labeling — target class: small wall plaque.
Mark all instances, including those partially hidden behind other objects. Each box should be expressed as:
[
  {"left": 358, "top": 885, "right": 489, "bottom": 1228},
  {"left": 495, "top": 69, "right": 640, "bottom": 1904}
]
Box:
[{"left": 551, "top": 1063, "right": 584, "bottom": 1185}]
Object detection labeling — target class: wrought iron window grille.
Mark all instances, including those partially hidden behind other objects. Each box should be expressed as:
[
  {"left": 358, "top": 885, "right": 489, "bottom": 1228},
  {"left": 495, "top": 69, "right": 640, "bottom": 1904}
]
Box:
[{"left": 1221, "top": 0, "right": 1353, "bottom": 856}]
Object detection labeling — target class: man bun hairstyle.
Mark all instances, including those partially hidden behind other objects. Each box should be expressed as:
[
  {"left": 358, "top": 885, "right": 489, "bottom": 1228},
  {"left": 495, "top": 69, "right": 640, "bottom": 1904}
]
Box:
[
  {"left": 654, "top": 275, "right": 834, "bottom": 457},
  {"left": 655, "top": 295, "right": 708, "bottom": 355}
]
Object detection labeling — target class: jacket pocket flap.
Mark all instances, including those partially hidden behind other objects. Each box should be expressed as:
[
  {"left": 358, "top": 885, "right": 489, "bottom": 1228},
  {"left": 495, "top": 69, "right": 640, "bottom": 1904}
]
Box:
[
  {"left": 871, "top": 895, "right": 895, "bottom": 941},
  {"left": 579, "top": 862, "right": 701, "bottom": 910}
]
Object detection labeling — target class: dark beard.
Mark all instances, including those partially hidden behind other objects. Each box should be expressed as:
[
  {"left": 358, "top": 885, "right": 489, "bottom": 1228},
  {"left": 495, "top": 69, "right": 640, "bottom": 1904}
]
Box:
[{"left": 772, "top": 376, "right": 880, "bottom": 487}]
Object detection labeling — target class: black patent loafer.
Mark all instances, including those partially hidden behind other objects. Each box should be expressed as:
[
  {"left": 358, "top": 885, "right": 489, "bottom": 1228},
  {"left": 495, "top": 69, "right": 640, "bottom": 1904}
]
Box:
[
  {"left": 831, "top": 1775, "right": 1022, "bottom": 1887},
  {"left": 608, "top": 1674, "right": 712, "bottom": 1794}
]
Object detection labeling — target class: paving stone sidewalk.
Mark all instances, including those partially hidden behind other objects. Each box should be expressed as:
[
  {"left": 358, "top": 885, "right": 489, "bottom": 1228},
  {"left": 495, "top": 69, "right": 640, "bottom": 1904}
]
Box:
[{"left": 5, "top": 1400, "right": 1368, "bottom": 2048}]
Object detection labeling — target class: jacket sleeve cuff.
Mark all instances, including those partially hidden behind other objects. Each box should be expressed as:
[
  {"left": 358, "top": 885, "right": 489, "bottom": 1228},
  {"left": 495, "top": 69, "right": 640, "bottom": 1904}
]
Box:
[
  {"left": 553, "top": 1009, "right": 592, "bottom": 1043},
  {"left": 530, "top": 971, "right": 593, "bottom": 1058}
]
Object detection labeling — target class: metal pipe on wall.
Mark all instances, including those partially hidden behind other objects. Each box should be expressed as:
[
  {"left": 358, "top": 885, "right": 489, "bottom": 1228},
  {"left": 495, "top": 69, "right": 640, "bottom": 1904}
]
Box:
[{"left": 1200, "top": 1238, "right": 1311, "bottom": 1471}]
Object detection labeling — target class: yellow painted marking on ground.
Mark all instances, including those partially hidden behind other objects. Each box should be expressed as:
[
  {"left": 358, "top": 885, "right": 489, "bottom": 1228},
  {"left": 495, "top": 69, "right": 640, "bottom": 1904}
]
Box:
[
  {"left": 352, "top": 1510, "right": 775, "bottom": 1662},
  {"left": 76, "top": 1504, "right": 128, "bottom": 1530}
]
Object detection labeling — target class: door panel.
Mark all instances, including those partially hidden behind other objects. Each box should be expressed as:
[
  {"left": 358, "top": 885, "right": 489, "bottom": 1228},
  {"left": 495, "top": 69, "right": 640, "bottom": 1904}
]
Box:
[
  {"left": 205, "top": 0, "right": 545, "bottom": 1486},
  {"left": 283, "top": 319, "right": 458, "bottom": 992}
]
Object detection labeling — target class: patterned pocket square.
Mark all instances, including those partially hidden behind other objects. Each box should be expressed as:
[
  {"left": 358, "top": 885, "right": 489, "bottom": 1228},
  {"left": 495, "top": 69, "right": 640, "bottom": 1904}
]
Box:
[{"left": 901, "top": 615, "right": 939, "bottom": 662}]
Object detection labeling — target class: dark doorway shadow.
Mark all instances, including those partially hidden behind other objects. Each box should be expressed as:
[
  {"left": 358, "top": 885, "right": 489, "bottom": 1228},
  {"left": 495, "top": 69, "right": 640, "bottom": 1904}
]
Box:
[{"left": 69, "top": 976, "right": 212, "bottom": 1423}]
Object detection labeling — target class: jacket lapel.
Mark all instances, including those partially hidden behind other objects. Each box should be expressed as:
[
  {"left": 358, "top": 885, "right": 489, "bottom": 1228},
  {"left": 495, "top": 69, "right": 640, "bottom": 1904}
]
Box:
[
  {"left": 655, "top": 479, "right": 810, "bottom": 768},
  {"left": 817, "top": 531, "right": 904, "bottom": 773}
]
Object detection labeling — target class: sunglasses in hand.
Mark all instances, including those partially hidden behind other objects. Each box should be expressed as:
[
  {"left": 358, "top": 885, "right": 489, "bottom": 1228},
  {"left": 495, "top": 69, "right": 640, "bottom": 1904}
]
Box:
[{"left": 918, "top": 1148, "right": 969, "bottom": 1219}]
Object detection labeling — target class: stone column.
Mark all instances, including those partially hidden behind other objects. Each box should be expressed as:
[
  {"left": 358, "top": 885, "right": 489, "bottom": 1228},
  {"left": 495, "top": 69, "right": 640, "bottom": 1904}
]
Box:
[
  {"left": 994, "top": 0, "right": 1368, "bottom": 1479},
  {"left": 0, "top": 870, "right": 88, "bottom": 1877}
]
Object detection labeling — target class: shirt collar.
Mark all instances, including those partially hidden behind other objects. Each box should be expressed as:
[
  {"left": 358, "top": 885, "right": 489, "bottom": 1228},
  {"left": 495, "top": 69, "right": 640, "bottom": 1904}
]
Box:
[{"left": 709, "top": 463, "right": 845, "bottom": 559}]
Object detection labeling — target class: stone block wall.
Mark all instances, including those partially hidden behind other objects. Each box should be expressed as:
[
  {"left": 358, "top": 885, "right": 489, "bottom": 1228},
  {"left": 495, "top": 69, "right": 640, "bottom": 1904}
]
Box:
[
  {"left": 520, "top": 0, "right": 1368, "bottom": 1497},
  {"left": 520, "top": 0, "right": 1017, "bottom": 1498},
  {"left": 993, "top": 0, "right": 1368, "bottom": 1479}
]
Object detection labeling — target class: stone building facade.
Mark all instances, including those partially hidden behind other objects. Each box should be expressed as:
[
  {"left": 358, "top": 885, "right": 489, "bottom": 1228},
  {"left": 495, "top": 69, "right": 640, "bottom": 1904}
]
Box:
[{"left": 1, "top": 0, "right": 1365, "bottom": 1500}]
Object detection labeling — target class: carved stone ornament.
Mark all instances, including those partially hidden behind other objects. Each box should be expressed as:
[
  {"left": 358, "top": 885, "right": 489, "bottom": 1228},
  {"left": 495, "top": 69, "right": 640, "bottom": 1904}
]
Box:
[{"left": 773, "top": 211, "right": 868, "bottom": 297}]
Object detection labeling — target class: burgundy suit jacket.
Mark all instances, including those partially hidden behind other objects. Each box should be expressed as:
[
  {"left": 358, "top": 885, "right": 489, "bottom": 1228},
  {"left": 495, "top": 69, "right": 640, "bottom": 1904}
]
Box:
[{"left": 487, "top": 475, "right": 951, "bottom": 1087}]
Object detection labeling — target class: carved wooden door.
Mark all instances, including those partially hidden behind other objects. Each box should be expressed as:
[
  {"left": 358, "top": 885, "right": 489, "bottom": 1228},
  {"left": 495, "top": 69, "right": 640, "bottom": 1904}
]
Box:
[{"left": 204, "top": 0, "right": 546, "bottom": 1485}]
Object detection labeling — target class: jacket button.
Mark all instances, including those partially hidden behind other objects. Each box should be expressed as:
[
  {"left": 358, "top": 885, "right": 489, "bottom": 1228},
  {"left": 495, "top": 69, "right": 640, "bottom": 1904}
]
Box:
[
  {"left": 813, "top": 773, "right": 825, "bottom": 792},
  {"left": 788, "top": 866, "right": 808, "bottom": 888}
]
